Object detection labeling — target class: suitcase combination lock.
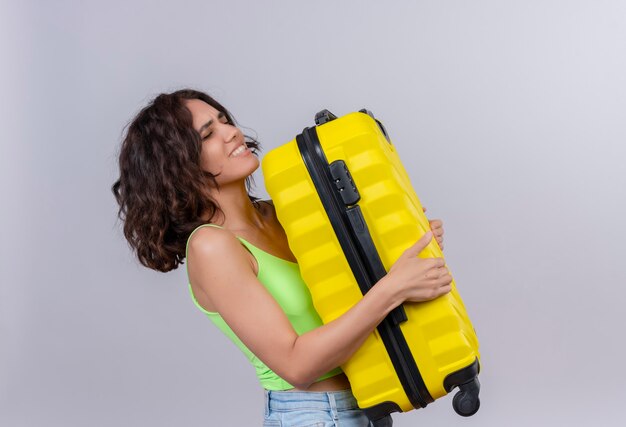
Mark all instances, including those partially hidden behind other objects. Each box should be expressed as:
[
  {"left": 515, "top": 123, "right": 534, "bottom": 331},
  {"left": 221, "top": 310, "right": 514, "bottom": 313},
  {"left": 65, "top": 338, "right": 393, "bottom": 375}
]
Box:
[{"left": 329, "top": 160, "right": 360, "bottom": 206}]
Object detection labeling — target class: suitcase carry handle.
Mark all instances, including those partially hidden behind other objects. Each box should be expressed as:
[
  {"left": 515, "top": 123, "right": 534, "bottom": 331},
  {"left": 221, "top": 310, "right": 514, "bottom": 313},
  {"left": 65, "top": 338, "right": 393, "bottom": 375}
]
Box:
[
  {"left": 315, "top": 109, "right": 392, "bottom": 144},
  {"left": 345, "top": 206, "right": 409, "bottom": 326}
]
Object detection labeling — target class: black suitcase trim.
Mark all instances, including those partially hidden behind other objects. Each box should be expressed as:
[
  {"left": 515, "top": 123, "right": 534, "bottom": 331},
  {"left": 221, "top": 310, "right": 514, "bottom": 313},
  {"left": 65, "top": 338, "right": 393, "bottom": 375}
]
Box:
[
  {"left": 443, "top": 357, "right": 480, "bottom": 392},
  {"left": 296, "top": 125, "right": 434, "bottom": 413}
]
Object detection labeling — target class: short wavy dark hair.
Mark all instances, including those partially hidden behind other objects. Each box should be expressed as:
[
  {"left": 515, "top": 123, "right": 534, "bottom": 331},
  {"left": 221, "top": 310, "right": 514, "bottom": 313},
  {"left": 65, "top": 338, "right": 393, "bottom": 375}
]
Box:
[{"left": 112, "top": 89, "right": 261, "bottom": 272}]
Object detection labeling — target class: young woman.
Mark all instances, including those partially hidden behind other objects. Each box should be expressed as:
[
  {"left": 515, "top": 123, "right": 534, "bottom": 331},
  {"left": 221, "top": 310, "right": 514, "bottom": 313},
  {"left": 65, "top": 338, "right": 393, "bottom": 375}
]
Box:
[{"left": 112, "top": 89, "right": 450, "bottom": 426}]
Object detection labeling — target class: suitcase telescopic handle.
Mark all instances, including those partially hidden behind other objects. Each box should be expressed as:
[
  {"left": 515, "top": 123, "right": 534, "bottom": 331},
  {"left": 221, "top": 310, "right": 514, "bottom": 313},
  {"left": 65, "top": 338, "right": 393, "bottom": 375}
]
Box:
[
  {"left": 316, "top": 108, "right": 391, "bottom": 144},
  {"left": 316, "top": 108, "right": 375, "bottom": 125},
  {"left": 315, "top": 109, "right": 337, "bottom": 125}
]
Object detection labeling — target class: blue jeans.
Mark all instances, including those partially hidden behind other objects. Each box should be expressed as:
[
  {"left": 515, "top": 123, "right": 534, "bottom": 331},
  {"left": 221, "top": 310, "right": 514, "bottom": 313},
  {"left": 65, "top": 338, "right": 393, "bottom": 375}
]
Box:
[{"left": 263, "top": 389, "right": 372, "bottom": 426}]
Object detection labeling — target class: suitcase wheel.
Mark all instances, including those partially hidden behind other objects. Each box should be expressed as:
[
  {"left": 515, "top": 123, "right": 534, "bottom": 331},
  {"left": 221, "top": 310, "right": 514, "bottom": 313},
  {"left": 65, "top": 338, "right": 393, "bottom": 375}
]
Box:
[
  {"left": 452, "top": 378, "right": 481, "bottom": 417},
  {"left": 370, "top": 414, "right": 393, "bottom": 427}
]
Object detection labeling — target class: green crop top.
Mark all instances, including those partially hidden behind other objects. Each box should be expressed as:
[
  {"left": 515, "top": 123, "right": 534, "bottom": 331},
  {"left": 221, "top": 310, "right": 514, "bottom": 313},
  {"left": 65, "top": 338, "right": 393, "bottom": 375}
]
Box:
[{"left": 185, "top": 223, "right": 343, "bottom": 390}]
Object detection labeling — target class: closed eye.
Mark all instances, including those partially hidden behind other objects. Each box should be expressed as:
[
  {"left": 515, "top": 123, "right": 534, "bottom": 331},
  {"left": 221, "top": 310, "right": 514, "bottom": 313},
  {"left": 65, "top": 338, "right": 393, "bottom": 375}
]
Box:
[{"left": 199, "top": 113, "right": 231, "bottom": 140}]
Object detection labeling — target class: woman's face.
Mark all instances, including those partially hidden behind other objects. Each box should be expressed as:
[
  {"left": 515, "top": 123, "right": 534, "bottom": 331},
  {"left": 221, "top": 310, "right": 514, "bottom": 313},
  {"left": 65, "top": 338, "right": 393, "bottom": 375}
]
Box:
[{"left": 186, "top": 98, "right": 259, "bottom": 185}]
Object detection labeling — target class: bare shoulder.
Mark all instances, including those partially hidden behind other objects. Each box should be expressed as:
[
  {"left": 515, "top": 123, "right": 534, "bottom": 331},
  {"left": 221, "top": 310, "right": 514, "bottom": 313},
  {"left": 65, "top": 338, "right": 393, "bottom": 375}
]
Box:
[
  {"left": 187, "top": 226, "right": 255, "bottom": 286},
  {"left": 187, "top": 225, "right": 240, "bottom": 258}
]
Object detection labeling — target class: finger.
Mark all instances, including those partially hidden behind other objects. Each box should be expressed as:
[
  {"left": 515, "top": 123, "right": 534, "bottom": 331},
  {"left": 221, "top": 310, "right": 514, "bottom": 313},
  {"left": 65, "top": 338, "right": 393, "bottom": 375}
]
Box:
[
  {"left": 425, "top": 258, "right": 446, "bottom": 269},
  {"left": 436, "top": 266, "right": 450, "bottom": 277},
  {"left": 427, "top": 282, "right": 452, "bottom": 301},
  {"left": 432, "top": 271, "right": 452, "bottom": 286},
  {"left": 429, "top": 219, "right": 443, "bottom": 230},
  {"left": 430, "top": 266, "right": 450, "bottom": 280},
  {"left": 402, "top": 231, "right": 433, "bottom": 258},
  {"left": 441, "top": 270, "right": 453, "bottom": 282},
  {"left": 438, "top": 284, "right": 452, "bottom": 296},
  {"left": 423, "top": 267, "right": 440, "bottom": 280}
]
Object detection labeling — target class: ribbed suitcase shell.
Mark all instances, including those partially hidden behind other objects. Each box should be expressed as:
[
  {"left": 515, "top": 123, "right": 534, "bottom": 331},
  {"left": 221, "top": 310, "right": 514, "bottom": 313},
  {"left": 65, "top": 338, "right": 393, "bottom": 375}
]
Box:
[{"left": 262, "top": 111, "right": 480, "bottom": 415}]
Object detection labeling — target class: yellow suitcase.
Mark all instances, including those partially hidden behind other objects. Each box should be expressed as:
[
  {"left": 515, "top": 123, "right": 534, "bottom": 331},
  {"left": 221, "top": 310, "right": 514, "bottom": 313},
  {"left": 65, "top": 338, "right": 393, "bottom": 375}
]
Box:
[{"left": 262, "top": 109, "right": 481, "bottom": 426}]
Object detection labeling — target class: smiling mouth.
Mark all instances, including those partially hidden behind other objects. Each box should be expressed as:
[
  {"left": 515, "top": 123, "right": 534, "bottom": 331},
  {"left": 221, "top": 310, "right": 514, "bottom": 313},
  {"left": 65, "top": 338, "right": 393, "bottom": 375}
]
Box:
[{"left": 229, "top": 144, "right": 248, "bottom": 157}]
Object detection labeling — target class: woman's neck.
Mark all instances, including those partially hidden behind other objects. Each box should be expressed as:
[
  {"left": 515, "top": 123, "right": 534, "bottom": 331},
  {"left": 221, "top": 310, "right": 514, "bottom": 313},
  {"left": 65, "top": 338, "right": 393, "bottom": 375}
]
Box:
[{"left": 208, "top": 183, "right": 266, "bottom": 232}]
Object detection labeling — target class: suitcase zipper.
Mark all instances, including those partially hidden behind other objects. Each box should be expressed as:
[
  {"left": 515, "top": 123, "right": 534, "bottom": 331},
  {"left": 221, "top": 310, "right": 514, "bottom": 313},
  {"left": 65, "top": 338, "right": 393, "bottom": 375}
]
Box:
[{"left": 296, "top": 125, "right": 434, "bottom": 412}]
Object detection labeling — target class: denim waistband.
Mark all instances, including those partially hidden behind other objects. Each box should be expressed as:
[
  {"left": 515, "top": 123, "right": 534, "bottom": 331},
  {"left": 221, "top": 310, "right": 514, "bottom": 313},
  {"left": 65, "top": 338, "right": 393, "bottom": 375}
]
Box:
[{"left": 265, "top": 389, "right": 359, "bottom": 412}]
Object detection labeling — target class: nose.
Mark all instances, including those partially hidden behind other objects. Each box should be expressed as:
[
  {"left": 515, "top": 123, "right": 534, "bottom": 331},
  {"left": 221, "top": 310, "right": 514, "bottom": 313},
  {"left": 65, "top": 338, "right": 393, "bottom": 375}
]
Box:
[{"left": 224, "top": 124, "right": 238, "bottom": 143}]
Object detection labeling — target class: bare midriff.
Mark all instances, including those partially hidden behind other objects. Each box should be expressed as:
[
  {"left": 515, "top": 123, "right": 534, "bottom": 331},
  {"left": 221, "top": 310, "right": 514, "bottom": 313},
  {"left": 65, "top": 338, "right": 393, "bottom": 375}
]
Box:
[{"left": 289, "top": 373, "right": 352, "bottom": 392}]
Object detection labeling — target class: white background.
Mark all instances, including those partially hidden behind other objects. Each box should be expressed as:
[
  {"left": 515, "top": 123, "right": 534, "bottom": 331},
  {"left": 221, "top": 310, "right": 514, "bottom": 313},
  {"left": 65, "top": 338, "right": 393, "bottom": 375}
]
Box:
[{"left": 2, "top": 1, "right": 625, "bottom": 426}]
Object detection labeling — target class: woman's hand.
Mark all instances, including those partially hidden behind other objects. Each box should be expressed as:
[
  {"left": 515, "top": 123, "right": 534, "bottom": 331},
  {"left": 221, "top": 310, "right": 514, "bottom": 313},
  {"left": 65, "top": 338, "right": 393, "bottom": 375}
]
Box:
[
  {"left": 423, "top": 206, "right": 444, "bottom": 250},
  {"left": 384, "top": 231, "right": 453, "bottom": 303}
]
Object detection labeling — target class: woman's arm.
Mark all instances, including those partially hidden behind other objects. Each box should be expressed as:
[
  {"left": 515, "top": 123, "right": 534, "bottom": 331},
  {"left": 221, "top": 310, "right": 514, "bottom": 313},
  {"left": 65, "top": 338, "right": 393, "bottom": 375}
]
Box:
[{"left": 188, "top": 226, "right": 451, "bottom": 390}]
